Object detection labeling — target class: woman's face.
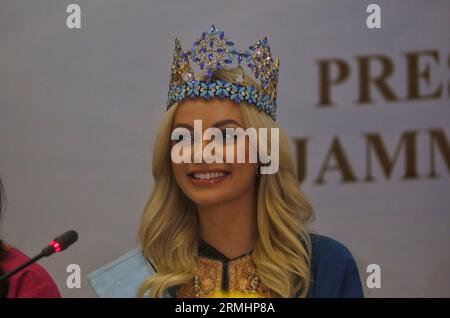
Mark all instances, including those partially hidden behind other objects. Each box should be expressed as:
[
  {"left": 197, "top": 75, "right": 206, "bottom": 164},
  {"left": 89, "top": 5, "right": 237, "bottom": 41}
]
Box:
[{"left": 171, "top": 98, "right": 258, "bottom": 207}]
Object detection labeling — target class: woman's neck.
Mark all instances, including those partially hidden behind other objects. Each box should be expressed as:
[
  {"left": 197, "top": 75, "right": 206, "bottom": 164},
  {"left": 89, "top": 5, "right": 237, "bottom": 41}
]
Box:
[{"left": 197, "top": 187, "right": 258, "bottom": 260}]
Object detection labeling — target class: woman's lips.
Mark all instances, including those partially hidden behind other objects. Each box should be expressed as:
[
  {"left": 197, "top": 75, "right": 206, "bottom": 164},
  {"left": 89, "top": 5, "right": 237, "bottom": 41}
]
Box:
[{"left": 188, "top": 171, "right": 231, "bottom": 186}]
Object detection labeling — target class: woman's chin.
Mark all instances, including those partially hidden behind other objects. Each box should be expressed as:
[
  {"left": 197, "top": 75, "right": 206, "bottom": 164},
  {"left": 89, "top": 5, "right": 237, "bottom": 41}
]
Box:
[{"left": 188, "top": 190, "right": 234, "bottom": 207}]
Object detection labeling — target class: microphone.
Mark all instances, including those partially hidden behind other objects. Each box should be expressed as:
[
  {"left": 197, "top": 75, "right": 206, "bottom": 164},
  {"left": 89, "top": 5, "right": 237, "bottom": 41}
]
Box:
[{"left": 0, "top": 230, "right": 78, "bottom": 283}]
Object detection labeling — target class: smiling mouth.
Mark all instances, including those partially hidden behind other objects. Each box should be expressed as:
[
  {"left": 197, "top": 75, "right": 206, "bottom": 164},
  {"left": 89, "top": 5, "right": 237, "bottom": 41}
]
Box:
[
  {"left": 189, "top": 171, "right": 231, "bottom": 180},
  {"left": 187, "top": 170, "right": 231, "bottom": 185}
]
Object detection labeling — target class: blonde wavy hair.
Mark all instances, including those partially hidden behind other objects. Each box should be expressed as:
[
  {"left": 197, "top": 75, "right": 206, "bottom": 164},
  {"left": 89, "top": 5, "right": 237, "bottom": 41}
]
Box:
[{"left": 137, "top": 66, "right": 315, "bottom": 298}]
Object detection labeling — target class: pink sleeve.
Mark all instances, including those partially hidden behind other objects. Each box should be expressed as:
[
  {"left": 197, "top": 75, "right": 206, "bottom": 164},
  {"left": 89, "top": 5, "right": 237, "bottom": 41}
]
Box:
[
  {"left": 4, "top": 248, "right": 62, "bottom": 298},
  {"left": 9, "top": 267, "right": 61, "bottom": 298},
  {"left": 6, "top": 264, "right": 61, "bottom": 298}
]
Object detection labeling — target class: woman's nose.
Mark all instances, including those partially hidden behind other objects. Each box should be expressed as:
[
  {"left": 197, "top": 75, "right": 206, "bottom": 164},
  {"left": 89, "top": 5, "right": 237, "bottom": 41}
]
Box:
[{"left": 191, "top": 137, "right": 225, "bottom": 163}]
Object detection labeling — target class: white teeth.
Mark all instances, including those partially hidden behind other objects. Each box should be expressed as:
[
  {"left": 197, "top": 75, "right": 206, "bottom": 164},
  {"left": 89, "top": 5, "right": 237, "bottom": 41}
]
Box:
[{"left": 192, "top": 172, "right": 227, "bottom": 180}]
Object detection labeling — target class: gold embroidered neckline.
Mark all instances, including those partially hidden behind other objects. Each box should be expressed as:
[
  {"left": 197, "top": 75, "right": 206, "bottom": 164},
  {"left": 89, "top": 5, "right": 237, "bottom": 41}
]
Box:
[{"left": 175, "top": 241, "right": 272, "bottom": 298}]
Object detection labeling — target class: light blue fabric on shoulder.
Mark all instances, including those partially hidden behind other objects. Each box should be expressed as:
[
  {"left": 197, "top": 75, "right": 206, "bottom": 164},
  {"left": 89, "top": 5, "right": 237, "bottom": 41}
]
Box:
[{"left": 87, "top": 249, "right": 171, "bottom": 298}]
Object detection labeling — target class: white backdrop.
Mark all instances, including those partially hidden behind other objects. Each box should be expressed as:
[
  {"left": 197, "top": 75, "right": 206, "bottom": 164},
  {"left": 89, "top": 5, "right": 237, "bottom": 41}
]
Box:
[{"left": 0, "top": 0, "right": 449, "bottom": 297}]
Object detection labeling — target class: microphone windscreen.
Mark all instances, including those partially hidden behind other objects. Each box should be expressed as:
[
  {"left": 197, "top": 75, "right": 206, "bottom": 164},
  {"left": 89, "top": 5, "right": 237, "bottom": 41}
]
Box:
[{"left": 54, "top": 230, "right": 78, "bottom": 251}]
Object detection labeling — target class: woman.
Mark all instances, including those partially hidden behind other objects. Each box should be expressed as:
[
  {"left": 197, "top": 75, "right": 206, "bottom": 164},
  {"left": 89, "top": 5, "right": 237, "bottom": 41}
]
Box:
[
  {"left": 88, "top": 25, "right": 363, "bottom": 298},
  {"left": 0, "top": 178, "right": 61, "bottom": 298}
]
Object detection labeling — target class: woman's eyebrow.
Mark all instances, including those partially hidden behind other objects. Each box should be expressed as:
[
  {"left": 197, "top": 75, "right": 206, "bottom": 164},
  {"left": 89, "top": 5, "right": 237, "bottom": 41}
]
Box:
[
  {"left": 172, "top": 123, "right": 194, "bottom": 130},
  {"left": 172, "top": 119, "right": 243, "bottom": 130},
  {"left": 211, "top": 119, "right": 243, "bottom": 128}
]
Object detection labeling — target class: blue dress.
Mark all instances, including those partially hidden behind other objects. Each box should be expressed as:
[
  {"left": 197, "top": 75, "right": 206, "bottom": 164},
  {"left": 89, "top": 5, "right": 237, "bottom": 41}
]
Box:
[{"left": 88, "top": 234, "right": 364, "bottom": 298}]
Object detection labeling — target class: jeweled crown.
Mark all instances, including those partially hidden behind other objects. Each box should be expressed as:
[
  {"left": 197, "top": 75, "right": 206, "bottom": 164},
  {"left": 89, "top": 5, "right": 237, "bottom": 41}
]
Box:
[{"left": 166, "top": 25, "right": 279, "bottom": 120}]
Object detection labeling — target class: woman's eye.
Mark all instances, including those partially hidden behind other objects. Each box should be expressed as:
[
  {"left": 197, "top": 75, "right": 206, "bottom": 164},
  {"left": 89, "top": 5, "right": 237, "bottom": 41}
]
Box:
[
  {"left": 224, "top": 132, "right": 235, "bottom": 139},
  {"left": 221, "top": 130, "right": 237, "bottom": 140},
  {"left": 177, "top": 134, "right": 192, "bottom": 142}
]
